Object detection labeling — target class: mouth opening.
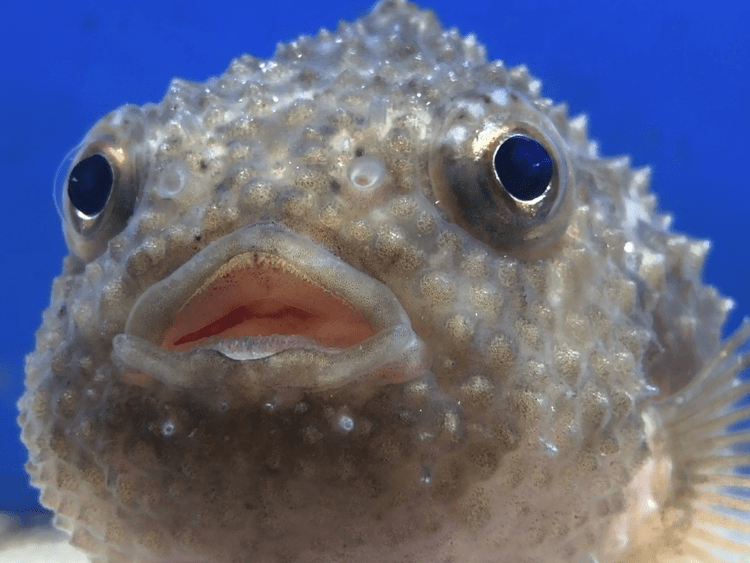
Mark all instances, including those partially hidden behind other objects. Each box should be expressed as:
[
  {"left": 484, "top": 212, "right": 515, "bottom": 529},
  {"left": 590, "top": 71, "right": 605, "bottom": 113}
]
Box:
[
  {"left": 162, "top": 253, "right": 376, "bottom": 354},
  {"left": 114, "top": 224, "right": 426, "bottom": 397}
]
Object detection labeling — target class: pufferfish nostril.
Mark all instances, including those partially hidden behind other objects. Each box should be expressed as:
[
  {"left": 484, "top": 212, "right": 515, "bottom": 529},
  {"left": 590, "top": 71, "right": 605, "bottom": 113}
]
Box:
[{"left": 493, "top": 135, "right": 553, "bottom": 201}]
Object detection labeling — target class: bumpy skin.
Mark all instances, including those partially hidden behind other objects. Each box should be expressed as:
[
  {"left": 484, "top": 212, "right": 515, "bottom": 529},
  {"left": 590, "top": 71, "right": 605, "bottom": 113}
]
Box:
[{"left": 19, "top": 2, "right": 733, "bottom": 562}]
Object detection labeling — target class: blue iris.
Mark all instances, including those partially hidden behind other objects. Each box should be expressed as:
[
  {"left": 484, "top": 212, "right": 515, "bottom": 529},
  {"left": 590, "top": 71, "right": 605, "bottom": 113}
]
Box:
[
  {"left": 67, "top": 154, "right": 113, "bottom": 216},
  {"left": 493, "top": 136, "right": 553, "bottom": 201}
]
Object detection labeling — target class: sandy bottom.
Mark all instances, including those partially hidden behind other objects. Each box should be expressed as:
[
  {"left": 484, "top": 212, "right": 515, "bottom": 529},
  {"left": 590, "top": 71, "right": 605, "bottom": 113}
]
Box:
[
  {"left": 0, "top": 521, "right": 86, "bottom": 563},
  {"left": 1, "top": 519, "right": 747, "bottom": 563}
]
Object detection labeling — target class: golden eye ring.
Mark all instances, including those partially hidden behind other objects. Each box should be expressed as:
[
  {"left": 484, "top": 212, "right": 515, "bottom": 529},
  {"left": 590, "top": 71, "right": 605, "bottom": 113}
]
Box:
[
  {"left": 63, "top": 138, "right": 138, "bottom": 260},
  {"left": 429, "top": 96, "right": 574, "bottom": 255}
]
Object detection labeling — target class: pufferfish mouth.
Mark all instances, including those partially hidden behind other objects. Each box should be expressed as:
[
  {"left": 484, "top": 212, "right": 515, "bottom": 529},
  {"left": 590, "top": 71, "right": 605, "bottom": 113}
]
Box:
[{"left": 112, "top": 224, "right": 427, "bottom": 400}]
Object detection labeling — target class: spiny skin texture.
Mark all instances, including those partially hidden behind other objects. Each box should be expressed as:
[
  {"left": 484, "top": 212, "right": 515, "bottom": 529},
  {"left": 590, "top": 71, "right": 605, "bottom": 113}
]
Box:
[{"left": 18, "top": 1, "right": 748, "bottom": 562}]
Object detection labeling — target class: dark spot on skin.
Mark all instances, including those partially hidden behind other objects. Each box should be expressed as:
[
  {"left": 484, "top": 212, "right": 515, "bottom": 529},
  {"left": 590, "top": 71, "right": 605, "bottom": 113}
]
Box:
[
  {"left": 355, "top": 148, "right": 365, "bottom": 157},
  {"left": 330, "top": 179, "right": 341, "bottom": 193},
  {"left": 397, "top": 42, "right": 418, "bottom": 58},
  {"left": 298, "top": 69, "right": 319, "bottom": 85}
]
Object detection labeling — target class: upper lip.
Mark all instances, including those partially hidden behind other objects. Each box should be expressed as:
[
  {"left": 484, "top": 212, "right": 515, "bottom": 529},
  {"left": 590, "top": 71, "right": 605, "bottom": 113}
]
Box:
[{"left": 112, "top": 224, "right": 427, "bottom": 402}]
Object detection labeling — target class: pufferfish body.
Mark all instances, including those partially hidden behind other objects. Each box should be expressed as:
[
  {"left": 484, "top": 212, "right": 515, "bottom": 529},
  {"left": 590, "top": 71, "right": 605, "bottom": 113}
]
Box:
[{"left": 18, "top": 1, "right": 750, "bottom": 562}]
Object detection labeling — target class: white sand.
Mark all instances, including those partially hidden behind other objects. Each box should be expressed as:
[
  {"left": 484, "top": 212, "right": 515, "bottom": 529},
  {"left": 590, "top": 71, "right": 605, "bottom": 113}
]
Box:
[
  {"left": 0, "top": 538, "right": 87, "bottom": 563},
  {"left": 0, "top": 520, "right": 86, "bottom": 563}
]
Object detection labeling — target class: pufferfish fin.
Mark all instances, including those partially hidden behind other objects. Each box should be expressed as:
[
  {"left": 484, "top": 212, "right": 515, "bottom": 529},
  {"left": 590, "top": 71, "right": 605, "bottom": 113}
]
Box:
[{"left": 659, "top": 318, "right": 750, "bottom": 562}]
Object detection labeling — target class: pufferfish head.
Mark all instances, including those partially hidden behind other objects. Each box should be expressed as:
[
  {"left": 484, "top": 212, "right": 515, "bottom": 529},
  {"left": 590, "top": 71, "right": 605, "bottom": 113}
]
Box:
[{"left": 19, "top": 1, "right": 746, "bottom": 563}]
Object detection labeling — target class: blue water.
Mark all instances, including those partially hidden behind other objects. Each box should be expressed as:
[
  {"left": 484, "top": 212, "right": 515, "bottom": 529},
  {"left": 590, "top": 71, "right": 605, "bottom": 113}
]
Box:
[{"left": 1, "top": 0, "right": 748, "bottom": 523}]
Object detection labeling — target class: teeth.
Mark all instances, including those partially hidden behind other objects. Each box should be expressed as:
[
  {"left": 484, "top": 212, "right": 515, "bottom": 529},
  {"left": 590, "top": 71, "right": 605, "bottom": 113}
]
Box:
[
  {"left": 116, "top": 224, "right": 427, "bottom": 400},
  {"left": 207, "top": 334, "right": 340, "bottom": 361}
]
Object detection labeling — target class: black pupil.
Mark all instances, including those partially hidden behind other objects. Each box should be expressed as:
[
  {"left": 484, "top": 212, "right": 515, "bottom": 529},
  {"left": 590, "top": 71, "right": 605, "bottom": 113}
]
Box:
[
  {"left": 493, "top": 136, "right": 554, "bottom": 201},
  {"left": 67, "top": 154, "right": 114, "bottom": 216}
]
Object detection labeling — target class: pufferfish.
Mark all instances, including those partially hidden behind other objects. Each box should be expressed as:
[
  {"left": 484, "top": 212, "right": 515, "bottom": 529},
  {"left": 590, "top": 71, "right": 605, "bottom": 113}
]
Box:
[{"left": 17, "top": 1, "right": 750, "bottom": 562}]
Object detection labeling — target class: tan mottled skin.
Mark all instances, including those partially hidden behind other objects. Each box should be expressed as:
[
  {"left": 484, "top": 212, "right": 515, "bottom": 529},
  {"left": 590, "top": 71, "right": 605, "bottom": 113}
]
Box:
[{"left": 18, "top": 1, "right": 750, "bottom": 562}]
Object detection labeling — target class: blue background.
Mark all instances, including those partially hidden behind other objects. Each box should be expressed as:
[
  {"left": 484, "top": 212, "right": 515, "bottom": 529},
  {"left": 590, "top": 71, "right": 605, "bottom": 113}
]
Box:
[{"left": 1, "top": 0, "right": 748, "bottom": 525}]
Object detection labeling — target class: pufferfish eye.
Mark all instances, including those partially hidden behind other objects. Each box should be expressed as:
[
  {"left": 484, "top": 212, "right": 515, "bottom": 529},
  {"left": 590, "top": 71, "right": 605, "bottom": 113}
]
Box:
[
  {"left": 429, "top": 97, "right": 574, "bottom": 255},
  {"left": 61, "top": 141, "right": 137, "bottom": 261},
  {"left": 493, "top": 135, "right": 554, "bottom": 202},
  {"left": 68, "top": 153, "right": 114, "bottom": 217}
]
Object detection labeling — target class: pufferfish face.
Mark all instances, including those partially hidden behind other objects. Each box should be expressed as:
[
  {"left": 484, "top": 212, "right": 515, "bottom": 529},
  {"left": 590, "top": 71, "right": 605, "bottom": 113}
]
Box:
[{"left": 19, "top": 1, "right": 734, "bottom": 563}]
